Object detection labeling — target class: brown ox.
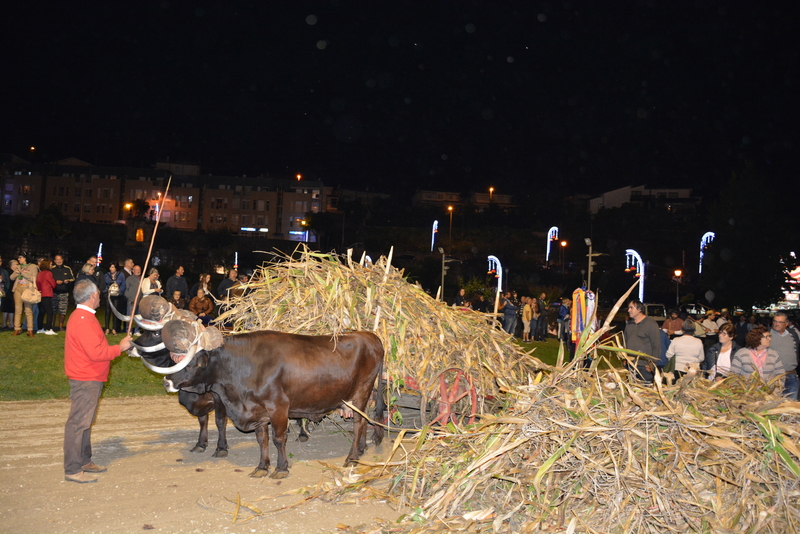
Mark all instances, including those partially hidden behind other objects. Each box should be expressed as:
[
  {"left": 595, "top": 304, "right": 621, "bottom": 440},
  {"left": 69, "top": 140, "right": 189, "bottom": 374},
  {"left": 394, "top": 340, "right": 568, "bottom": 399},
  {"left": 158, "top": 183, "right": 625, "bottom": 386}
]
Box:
[{"left": 157, "top": 327, "right": 385, "bottom": 478}]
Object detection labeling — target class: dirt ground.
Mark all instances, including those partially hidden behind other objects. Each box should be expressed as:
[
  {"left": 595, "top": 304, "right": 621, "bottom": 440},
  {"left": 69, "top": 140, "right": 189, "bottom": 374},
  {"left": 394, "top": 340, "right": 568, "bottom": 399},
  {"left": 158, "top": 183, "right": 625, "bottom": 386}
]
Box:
[{"left": 0, "top": 396, "right": 405, "bottom": 534}]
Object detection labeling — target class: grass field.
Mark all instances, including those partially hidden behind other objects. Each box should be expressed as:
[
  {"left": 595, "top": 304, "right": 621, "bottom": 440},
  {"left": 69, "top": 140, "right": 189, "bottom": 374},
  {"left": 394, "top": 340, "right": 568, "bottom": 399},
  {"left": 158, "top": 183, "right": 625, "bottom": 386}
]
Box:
[{"left": 0, "top": 316, "right": 563, "bottom": 401}]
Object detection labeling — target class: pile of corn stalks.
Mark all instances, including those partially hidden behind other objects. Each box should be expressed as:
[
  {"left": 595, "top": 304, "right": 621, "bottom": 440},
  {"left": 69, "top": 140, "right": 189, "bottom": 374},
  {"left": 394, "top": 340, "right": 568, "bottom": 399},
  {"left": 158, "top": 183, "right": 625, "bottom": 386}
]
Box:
[{"left": 217, "top": 246, "right": 545, "bottom": 403}]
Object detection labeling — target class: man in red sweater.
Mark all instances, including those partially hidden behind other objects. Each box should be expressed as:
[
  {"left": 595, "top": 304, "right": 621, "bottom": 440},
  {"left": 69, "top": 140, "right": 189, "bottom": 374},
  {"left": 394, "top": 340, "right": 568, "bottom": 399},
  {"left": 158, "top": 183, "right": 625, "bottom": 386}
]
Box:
[{"left": 63, "top": 279, "right": 132, "bottom": 483}]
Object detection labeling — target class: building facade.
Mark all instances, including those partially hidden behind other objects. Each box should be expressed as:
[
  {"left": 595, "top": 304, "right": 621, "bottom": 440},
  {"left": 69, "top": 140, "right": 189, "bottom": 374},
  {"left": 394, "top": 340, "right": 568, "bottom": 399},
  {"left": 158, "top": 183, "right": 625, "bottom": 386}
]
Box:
[{"left": 1, "top": 156, "right": 324, "bottom": 242}]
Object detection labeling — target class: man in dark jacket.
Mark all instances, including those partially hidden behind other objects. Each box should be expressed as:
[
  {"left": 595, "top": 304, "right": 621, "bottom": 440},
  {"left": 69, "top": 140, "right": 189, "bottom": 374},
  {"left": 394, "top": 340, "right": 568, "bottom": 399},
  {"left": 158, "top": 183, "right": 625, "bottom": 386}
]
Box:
[
  {"left": 165, "top": 266, "right": 189, "bottom": 300},
  {"left": 625, "top": 299, "right": 662, "bottom": 384},
  {"left": 51, "top": 254, "right": 75, "bottom": 332}
]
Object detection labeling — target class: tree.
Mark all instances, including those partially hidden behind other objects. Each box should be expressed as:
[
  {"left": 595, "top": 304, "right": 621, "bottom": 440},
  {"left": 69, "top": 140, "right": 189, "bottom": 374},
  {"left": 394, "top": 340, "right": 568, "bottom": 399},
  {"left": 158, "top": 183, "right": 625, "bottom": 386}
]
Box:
[
  {"left": 131, "top": 199, "right": 150, "bottom": 219},
  {"left": 702, "top": 164, "right": 798, "bottom": 310}
]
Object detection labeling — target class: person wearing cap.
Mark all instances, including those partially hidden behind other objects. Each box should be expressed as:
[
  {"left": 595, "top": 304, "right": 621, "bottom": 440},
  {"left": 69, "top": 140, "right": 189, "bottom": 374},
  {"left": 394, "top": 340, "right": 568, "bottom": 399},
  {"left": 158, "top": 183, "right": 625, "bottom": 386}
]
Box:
[
  {"left": 700, "top": 310, "right": 720, "bottom": 353},
  {"left": 717, "top": 308, "right": 731, "bottom": 329}
]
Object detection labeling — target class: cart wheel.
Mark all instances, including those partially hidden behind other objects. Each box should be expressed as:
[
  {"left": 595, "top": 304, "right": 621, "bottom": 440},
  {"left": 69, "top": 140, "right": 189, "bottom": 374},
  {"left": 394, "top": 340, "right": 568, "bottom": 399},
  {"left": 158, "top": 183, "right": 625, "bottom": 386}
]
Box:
[{"left": 431, "top": 368, "right": 478, "bottom": 426}]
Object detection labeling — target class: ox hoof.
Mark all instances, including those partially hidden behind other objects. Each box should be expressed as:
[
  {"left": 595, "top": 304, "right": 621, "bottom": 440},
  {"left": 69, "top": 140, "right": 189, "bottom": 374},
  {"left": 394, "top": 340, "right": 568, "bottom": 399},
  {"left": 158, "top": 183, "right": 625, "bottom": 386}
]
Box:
[
  {"left": 248, "top": 468, "right": 270, "bottom": 478},
  {"left": 212, "top": 450, "right": 228, "bottom": 458},
  {"left": 298, "top": 435, "right": 309, "bottom": 443},
  {"left": 269, "top": 470, "right": 289, "bottom": 479},
  {"left": 189, "top": 445, "right": 207, "bottom": 453}
]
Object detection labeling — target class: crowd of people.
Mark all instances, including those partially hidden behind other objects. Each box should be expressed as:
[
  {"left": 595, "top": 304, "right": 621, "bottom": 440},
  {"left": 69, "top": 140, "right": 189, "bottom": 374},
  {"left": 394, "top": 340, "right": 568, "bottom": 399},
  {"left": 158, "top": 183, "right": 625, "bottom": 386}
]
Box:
[
  {"left": 449, "top": 286, "right": 799, "bottom": 398},
  {"left": 0, "top": 253, "right": 254, "bottom": 337},
  {"left": 626, "top": 302, "right": 800, "bottom": 398}
]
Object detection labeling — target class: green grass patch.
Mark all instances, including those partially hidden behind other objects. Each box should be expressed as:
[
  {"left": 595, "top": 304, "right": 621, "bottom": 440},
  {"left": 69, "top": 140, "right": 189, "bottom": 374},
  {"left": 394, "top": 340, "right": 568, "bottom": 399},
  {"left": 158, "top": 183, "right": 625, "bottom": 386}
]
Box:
[
  {"left": 513, "top": 337, "right": 561, "bottom": 366},
  {"left": 0, "top": 330, "right": 167, "bottom": 401}
]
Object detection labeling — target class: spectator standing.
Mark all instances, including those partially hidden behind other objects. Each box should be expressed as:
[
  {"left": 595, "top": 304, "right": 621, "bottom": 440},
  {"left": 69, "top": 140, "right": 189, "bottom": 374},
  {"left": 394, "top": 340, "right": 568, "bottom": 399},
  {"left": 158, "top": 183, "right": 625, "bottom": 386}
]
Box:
[
  {"left": 536, "top": 292, "right": 549, "bottom": 340},
  {"left": 189, "top": 273, "right": 212, "bottom": 299},
  {"left": 76, "top": 263, "right": 98, "bottom": 288},
  {"left": 498, "top": 291, "right": 519, "bottom": 335},
  {"left": 86, "top": 255, "right": 105, "bottom": 293},
  {"left": 124, "top": 265, "right": 142, "bottom": 334},
  {"left": 530, "top": 297, "right": 542, "bottom": 341},
  {"left": 625, "top": 299, "right": 662, "bottom": 384},
  {"left": 665, "top": 320, "right": 705, "bottom": 377},
  {"left": 11, "top": 253, "right": 39, "bottom": 337},
  {"left": 521, "top": 296, "right": 532, "bottom": 342},
  {"left": 663, "top": 310, "right": 684, "bottom": 339},
  {"left": 706, "top": 323, "right": 739, "bottom": 381},
  {"left": 51, "top": 254, "right": 75, "bottom": 332},
  {"left": 735, "top": 315, "right": 749, "bottom": 347},
  {"left": 121, "top": 259, "right": 134, "bottom": 279},
  {"left": 217, "top": 269, "right": 238, "bottom": 301},
  {"left": 103, "top": 263, "right": 126, "bottom": 335},
  {"left": 731, "top": 326, "right": 785, "bottom": 386},
  {"left": 1, "top": 259, "right": 17, "bottom": 330},
  {"left": 700, "top": 310, "right": 720, "bottom": 353},
  {"left": 471, "top": 294, "right": 488, "bottom": 313},
  {"left": 165, "top": 266, "right": 189, "bottom": 300},
  {"left": 0, "top": 256, "right": 11, "bottom": 329},
  {"left": 770, "top": 312, "right": 800, "bottom": 399},
  {"left": 36, "top": 259, "right": 57, "bottom": 335},
  {"left": 63, "top": 279, "right": 132, "bottom": 483},
  {"left": 141, "top": 268, "right": 163, "bottom": 297}
]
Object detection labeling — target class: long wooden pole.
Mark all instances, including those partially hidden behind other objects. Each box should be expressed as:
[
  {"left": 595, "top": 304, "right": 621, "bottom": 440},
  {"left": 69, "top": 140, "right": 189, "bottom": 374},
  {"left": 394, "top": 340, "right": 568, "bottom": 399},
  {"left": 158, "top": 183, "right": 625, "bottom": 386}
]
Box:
[{"left": 126, "top": 175, "right": 172, "bottom": 335}]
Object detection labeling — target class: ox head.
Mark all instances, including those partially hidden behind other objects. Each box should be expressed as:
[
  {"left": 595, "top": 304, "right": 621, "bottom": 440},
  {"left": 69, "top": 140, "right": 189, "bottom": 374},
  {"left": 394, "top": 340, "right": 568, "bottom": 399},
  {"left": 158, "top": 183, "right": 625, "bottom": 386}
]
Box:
[{"left": 145, "top": 319, "right": 224, "bottom": 394}]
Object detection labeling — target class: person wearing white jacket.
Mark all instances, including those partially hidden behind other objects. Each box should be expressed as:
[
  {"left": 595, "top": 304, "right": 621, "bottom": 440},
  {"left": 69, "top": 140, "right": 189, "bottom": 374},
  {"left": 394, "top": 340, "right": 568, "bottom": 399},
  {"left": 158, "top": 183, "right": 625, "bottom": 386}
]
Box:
[{"left": 666, "top": 320, "right": 705, "bottom": 377}]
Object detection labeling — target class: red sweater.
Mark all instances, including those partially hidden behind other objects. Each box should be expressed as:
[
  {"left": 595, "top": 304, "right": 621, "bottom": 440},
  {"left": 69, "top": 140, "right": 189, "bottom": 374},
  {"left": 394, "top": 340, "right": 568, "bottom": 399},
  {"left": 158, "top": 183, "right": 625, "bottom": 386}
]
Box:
[
  {"left": 36, "top": 270, "right": 56, "bottom": 298},
  {"left": 64, "top": 305, "right": 122, "bottom": 381}
]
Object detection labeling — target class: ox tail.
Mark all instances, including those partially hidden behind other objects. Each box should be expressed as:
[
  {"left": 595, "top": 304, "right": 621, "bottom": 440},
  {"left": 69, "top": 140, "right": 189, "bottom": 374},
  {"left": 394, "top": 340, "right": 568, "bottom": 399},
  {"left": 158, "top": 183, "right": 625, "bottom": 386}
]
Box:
[{"left": 372, "top": 358, "right": 386, "bottom": 447}]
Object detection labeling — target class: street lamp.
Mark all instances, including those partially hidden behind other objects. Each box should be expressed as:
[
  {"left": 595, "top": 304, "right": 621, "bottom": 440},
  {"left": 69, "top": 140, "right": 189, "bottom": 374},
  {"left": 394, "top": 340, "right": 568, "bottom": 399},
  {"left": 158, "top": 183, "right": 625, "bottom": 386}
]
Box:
[
  {"left": 584, "top": 238, "right": 593, "bottom": 291},
  {"left": 560, "top": 240, "right": 567, "bottom": 274},
  {"left": 488, "top": 187, "right": 494, "bottom": 202},
  {"left": 624, "top": 249, "right": 645, "bottom": 302},
  {"left": 447, "top": 205, "right": 454, "bottom": 253},
  {"left": 673, "top": 269, "right": 682, "bottom": 306}
]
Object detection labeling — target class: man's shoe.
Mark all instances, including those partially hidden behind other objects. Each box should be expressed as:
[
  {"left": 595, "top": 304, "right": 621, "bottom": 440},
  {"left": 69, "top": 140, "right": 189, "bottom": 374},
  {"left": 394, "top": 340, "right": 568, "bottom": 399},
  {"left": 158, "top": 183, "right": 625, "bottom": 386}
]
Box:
[
  {"left": 36, "top": 329, "right": 46, "bottom": 334},
  {"left": 45, "top": 330, "right": 57, "bottom": 335},
  {"left": 27, "top": 331, "right": 35, "bottom": 338},
  {"left": 81, "top": 462, "right": 107, "bottom": 473},
  {"left": 65, "top": 471, "right": 98, "bottom": 484}
]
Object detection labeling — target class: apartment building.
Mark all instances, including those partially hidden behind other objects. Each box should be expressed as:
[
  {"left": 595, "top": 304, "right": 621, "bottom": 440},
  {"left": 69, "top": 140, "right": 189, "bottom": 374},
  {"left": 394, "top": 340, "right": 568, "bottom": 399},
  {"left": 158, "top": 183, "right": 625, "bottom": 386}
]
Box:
[{"left": 1, "top": 156, "right": 324, "bottom": 241}]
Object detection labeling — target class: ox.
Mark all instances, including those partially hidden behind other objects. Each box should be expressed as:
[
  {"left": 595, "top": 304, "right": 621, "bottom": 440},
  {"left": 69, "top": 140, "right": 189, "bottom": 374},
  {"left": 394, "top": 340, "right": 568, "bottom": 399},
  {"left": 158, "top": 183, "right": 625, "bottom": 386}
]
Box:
[
  {"left": 113, "top": 296, "right": 312, "bottom": 455},
  {"left": 152, "top": 324, "right": 386, "bottom": 479}
]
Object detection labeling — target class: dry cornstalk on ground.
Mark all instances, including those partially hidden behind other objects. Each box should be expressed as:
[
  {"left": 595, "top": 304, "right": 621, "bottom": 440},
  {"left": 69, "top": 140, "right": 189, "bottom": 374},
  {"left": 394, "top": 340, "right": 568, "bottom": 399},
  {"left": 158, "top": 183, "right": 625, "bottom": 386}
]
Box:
[
  {"left": 216, "top": 247, "right": 546, "bottom": 405},
  {"left": 309, "top": 364, "right": 800, "bottom": 533}
]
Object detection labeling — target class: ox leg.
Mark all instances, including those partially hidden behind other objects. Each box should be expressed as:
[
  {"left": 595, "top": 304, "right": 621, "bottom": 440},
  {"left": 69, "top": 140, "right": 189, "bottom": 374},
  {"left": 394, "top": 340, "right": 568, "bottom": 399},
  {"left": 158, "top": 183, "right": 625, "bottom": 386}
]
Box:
[
  {"left": 345, "top": 398, "right": 370, "bottom": 466},
  {"left": 297, "top": 419, "right": 310, "bottom": 442},
  {"left": 211, "top": 399, "right": 228, "bottom": 458},
  {"left": 248, "top": 425, "right": 271, "bottom": 478},
  {"left": 270, "top": 412, "right": 290, "bottom": 479},
  {"left": 190, "top": 414, "right": 209, "bottom": 453}
]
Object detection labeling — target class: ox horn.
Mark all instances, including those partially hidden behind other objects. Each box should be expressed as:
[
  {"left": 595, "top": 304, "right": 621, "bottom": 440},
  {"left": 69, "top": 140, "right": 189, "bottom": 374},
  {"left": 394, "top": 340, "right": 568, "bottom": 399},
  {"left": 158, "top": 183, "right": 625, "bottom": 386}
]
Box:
[
  {"left": 107, "top": 292, "right": 131, "bottom": 322},
  {"left": 134, "top": 315, "right": 168, "bottom": 331},
  {"left": 140, "top": 344, "right": 199, "bottom": 375},
  {"left": 129, "top": 340, "right": 166, "bottom": 353}
]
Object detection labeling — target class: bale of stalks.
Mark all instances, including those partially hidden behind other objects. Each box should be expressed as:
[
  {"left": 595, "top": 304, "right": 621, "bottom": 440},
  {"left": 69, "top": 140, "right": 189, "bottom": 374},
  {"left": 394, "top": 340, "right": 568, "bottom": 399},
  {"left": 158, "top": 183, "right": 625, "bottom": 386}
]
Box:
[{"left": 216, "top": 246, "right": 545, "bottom": 403}]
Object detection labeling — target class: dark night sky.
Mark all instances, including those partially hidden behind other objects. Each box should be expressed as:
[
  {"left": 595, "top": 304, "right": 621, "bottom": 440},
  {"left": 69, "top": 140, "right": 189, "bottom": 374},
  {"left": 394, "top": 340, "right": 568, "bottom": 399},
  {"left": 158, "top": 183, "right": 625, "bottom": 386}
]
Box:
[{"left": 2, "top": 2, "right": 797, "bottom": 198}]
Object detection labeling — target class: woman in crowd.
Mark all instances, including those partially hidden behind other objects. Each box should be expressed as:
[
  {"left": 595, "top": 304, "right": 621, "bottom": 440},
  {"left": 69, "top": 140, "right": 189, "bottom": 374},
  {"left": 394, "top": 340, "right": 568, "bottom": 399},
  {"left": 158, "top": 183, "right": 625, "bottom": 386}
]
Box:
[
  {"left": 731, "top": 325, "right": 785, "bottom": 385},
  {"left": 530, "top": 297, "right": 542, "bottom": 341},
  {"left": 10, "top": 253, "right": 39, "bottom": 337},
  {"left": 36, "top": 259, "right": 57, "bottom": 335},
  {"left": 168, "top": 290, "right": 186, "bottom": 310},
  {"left": 665, "top": 319, "right": 705, "bottom": 377},
  {"left": 141, "top": 268, "right": 163, "bottom": 297},
  {"left": 103, "top": 263, "right": 126, "bottom": 335},
  {"left": 189, "top": 273, "right": 212, "bottom": 299},
  {"left": 188, "top": 288, "right": 214, "bottom": 325},
  {"left": 75, "top": 263, "right": 97, "bottom": 287},
  {"left": 705, "top": 323, "right": 739, "bottom": 381}
]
